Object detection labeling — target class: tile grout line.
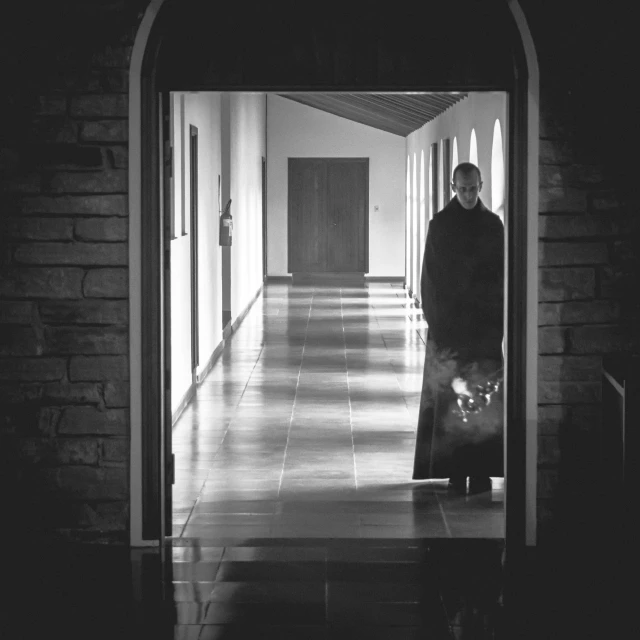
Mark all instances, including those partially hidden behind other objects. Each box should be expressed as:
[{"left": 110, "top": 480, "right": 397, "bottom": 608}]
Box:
[
  {"left": 372, "top": 283, "right": 418, "bottom": 479},
  {"left": 436, "top": 493, "right": 454, "bottom": 538},
  {"left": 340, "top": 286, "right": 358, "bottom": 492},
  {"left": 277, "top": 288, "right": 312, "bottom": 497},
  {"left": 179, "top": 293, "right": 266, "bottom": 537}
]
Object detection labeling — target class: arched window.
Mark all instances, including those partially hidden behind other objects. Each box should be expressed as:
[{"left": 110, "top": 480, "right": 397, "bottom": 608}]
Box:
[
  {"left": 428, "top": 146, "right": 434, "bottom": 221},
  {"left": 419, "top": 150, "right": 426, "bottom": 276},
  {"left": 491, "top": 119, "right": 505, "bottom": 220},
  {"left": 412, "top": 153, "right": 419, "bottom": 296},
  {"left": 405, "top": 157, "right": 411, "bottom": 287},
  {"left": 452, "top": 136, "right": 459, "bottom": 177},
  {"left": 469, "top": 128, "right": 478, "bottom": 166}
]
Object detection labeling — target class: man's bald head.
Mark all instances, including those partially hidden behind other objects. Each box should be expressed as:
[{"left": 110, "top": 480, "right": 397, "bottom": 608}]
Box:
[
  {"left": 452, "top": 162, "right": 482, "bottom": 184},
  {"left": 451, "top": 162, "right": 483, "bottom": 210}
]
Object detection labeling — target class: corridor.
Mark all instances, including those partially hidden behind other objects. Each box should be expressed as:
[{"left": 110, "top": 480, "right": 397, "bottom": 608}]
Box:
[
  {"left": 161, "top": 282, "right": 505, "bottom": 638},
  {"left": 173, "top": 282, "right": 504, "bottom": 540}
]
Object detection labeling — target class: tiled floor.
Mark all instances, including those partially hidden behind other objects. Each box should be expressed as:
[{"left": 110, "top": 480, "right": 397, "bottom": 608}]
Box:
[
  {"left": 172, "top": 282, "right": 504, "bottom": 542},
  {"left": 164, "top": 282, "right": 505, "bottom": 638},
  {"left": 5, "top": 284, "right": 629, "bottom": 639}
]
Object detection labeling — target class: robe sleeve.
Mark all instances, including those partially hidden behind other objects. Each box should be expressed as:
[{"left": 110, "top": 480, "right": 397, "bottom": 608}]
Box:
[{"left": 421, "top": 218, "right": 439, "bottom": 339}]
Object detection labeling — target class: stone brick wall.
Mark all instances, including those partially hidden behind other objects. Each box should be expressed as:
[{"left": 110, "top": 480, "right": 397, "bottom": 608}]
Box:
[
  {"left": 1, "top": 1, "right": 637, "bottom": 545},
  {"left": 523, "top": 1, "right": 639, "bottom": 542},
  {"left": 0, "top": 1, "right": 145, "bottom": 543}
]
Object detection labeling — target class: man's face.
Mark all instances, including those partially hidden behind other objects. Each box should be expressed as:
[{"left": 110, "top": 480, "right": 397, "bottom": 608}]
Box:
[{"left": 452, "top": 171, "right": 482, "bottom": 210}]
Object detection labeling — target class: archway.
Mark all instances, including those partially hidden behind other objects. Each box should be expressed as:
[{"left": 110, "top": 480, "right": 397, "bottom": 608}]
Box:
[{"left": 129, "top": 0, "right": 540, "bottom": 549}]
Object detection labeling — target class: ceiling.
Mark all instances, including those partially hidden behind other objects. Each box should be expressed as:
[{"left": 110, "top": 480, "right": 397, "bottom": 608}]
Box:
[{"left": 278, "top": 93, "right": 468, "bottom": 137}]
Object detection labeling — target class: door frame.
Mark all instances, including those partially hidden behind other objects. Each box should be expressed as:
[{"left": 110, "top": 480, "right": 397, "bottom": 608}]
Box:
[
  {"left": 287, "top": 157, "right": 369, "bottom": 274},
  {"left": 129, "top": 0, "right": 539, "bottom": 549}
]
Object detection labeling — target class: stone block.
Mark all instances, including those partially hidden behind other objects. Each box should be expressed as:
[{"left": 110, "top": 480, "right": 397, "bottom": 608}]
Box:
[
  {"left": 70, "top": 94, "right": 128, "bottom": 117},
  {"left": 0, "top": 326, "right": 43, "bottom": 356},
  {"left": 537, "top": 468, "right": 559, "bottom": 500},
  {"left": 537, "top": 381, "right": 601, "bottom": 404},
  {"left": 83, "top": 268, "right": 128, "bottom": 298},
  {"left": 14, "top": 242, "right": 127, "bottom": 266},
  {"left": 568, "top": 165, "right": 606, "bottom": 186},
  {"left": 598, "top": 266, "right": 638, "bottom": 300},
  {"left": 3, "top": 216, "right": 74, "bottom": 241},
  {"left": 538, "top": 187, "right": 587, "bottom": 213},
  {"left": 94, "top": 69, "right": 129, "bottom": 92},
  {"left": 0, "top": 384, "right": 44, "bottom": 405},
  {"left": 39, "top": 300, "right": 128, "bottom": 325},
  {"left": 0, "top": 174, "right": 42, "bottom": 194},
  {"left": 571, "top": 404, "right": 602, "bottom": 432},
  {"left": 19, "top": 194, "right": 128, "bottom": 216},
  {"left": 38, "top": 407, "right": 62, "bottom": 436},
  {"left": 538, "top": 327, "right": 568, "bottom": 354},
  {"left": 570, "top": 325, "right": 635, "bottom": 354},
  {"left": 80, "top": 121, "right": 128, "bottom": 143},
  {"left": 104, "top": 382, "right": 129, "bottom": 407},
  {"left": 538, "top": 300, "right": 619, "bottom": 326},
  {"left": 0, "top": 268, "right": 84, "bottom": 299},
  {"left": 55, "top": 466, "right": 128, "bottom": 500},
  {"left": 106, "top": 146, "right": 128, "bottom": 169},
  {"left": 37, "top": 95, "right": 67, "bottom": 116},
  {"left": 1, "top": 405, "right": 59, "bottom": 436},
  {"left": 0, "top": 357, "right": 66, "bottom": 382},
  {"left": 35, "top": 144, "right": 103, "bottom": 170},
  {"left": 31, "top": 117, "right": 78, "bottom": 144},
  {"left": 75, "top": 217, "right": 127, "bottom": 241},
  {"left": 44, "top": 326, "right": 128, "bottom": 355},
  {"left": 101, "top": 437, "right": 128, "bottom": 462},
  {"left": 89, "top": 501, "right": 129, "bottom": 531},
  {"left": 42, "top": 382, "right": 102, "bottom": 405},
  {"left": 69, "top": 355, "right": 129, "bottom": 381},
  {"left": 44, "top": 170, "right": 127, "bottom": 194},
  {"left": 537, "top": 405, "right": 570, "bottom": 435},
  {"left": 539, "top": 139, "right": 573, "bottom": 165},
  {"left": 539, "top": 165, "right": 569, "bottom": 188},
  {"left": 539, "top": 268, "right": 595, "bottom": 301},
  {"left": 591, "top": 192, "right": 620, "bottom": 212},
  {"left": 538, "top": 242, "right": 608, "bottom": 267},
  {"left": 54, "top": 438, "right": 100, "bottom": 465},
  {"left": 538, "top": 355, "right": 601, "bottom": 381},
  {"left": 538, "top": 435, "right": 560, "bottom": 467},
  {"left": 539, "top": 214, "right": 622, "bottom": 239},
  {"left": 0, "top": 301, "right": 37, "bottom": 324},
  {"left": 91, "top": 45, "right": 133, "bottom": 68},
  {"left": 58, "top": 407, "right": 128, "bottom": 435}
]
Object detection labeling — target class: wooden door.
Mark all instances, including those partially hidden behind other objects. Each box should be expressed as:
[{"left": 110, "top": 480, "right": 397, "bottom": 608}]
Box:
[{"left": 288, "top": 158, "right": 368, "bottom": 273}]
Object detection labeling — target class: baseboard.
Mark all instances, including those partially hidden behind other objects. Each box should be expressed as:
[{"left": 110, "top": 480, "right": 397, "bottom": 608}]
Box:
[
  {"left": 292, "top": 272, "right": 365, "bottom": 285},
  {"left": 364, "top": 276, "right": 405, "bottom": 283},
  {"left": 223, "top": 283, "right": 263, "bottom": 340},
  {"left": 172, "top": 381, "right": 195, "bottom": 426},
  {"left": 196, "top": 339, "right": 225, "bottom": 384}
]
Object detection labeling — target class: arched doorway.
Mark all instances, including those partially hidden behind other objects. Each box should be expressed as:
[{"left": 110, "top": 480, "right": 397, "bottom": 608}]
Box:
[{"left": 129, "top": 0, "right": 540, "bottom": 550}]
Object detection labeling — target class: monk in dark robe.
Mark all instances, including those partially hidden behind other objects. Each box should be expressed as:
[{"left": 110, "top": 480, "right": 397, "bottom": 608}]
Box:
[{"left": 412, "top": 162, "right": 504, "bottom": 494}]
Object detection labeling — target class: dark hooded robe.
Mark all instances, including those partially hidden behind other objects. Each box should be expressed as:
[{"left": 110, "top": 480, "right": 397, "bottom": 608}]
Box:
[{"left": 412, "top": 196, "right": 504, "bottom": 480}]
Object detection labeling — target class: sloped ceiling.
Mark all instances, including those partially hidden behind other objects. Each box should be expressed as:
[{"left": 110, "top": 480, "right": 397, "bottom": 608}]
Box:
[{"left": 278, "top": 93, "right": 468, "bottom": 137}]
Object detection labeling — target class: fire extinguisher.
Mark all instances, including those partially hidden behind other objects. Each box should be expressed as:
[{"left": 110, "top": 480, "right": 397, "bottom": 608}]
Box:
[{"left": 219, "top": 199, "right": 232, "bottom": 246}]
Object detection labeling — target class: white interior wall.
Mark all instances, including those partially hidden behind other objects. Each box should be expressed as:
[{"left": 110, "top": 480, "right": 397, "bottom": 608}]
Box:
[
  {"left": 405, "top": 92, "right": 507, "bottom": 297},
  {"left": 408, "top": 93, "right": 507, "bottom": 213},
  {"left": 266, "top": 95, "right": 406, "bottom": 277},
  {"left": 229, "top": 93, "right": 266, "bottom": 318},
  {"left": 170, "top": 92, "right": 222, "bottom": 414}
]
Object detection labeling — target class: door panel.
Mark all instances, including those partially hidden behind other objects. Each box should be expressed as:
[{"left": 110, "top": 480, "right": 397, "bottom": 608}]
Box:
[
  {"left": 288, "top": 158, "right": 368, "bottom": 273},
  {"left": 288, "top": 159, "right": 327, "bottom": 272},
  {"left": 326, "top": 160, "right": 367, "bottom": 272}
]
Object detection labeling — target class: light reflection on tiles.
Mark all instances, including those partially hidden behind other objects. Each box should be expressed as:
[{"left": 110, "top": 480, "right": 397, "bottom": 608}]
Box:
[{"left": 173, "top": 282, "right": 504, "bottom": 541}]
